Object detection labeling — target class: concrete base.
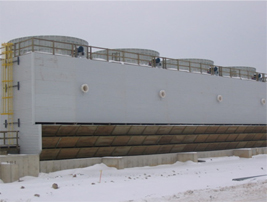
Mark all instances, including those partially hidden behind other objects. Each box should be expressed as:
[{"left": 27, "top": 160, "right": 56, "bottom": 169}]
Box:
[
  {"left": 40, "top": 147, "right": 267, "bottom": 172},
  {"left": 234, "top": 148, "right": 252, "bottom": 158},
  {"left": 0, "top": 163, "right": 19, "bottom": 183},
  {"left": 40, "top": 157, "right": 102, "bottom": 173},
  {"left": 0, "top": 154, "right": 39, "bottom": 180}
]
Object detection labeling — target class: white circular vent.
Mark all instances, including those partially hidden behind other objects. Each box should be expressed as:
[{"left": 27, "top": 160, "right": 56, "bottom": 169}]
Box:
[
  {"left": 159, "top": 90, "right": 166, "bottom": 98},
  {"left": 261, "top": 98, "right": 266, "bottom": 105},
  {"left": 81, "top": 84, "right": 89, "bottom": 93},
  {"left": 217, "top": 95, "right": 223, "bottom": 102}
]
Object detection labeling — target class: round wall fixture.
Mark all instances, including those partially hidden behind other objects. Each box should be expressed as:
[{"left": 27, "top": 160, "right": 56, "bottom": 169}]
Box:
[
  {"left": 159, "top": 90, "right": 166, "bottom": 98},
  {"left": 217, "top": 95, "right": 223, "bottom": 102},
  {"left": 261, "top": 98, "right": 266, "bottom": 105},
  {"left": 81, "top": 84, "right": 89, "bottom": 93}
]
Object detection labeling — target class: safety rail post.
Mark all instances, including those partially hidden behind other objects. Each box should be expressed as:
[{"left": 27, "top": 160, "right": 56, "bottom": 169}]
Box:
[
  {"left": 230, "top": 68, "right": 233, "bottom": 78},
  {"left": 71, "top": 44, "right": 74, "bottom": 57},
  {"left": 89, "top": 46, "right": 92, "bottom": 60},
  {"left": 31, "top": 38, "right": 34, "bottom": 52},
  {"left": 18, "top": 42, "right": 21, "bottom": 56},
  {"left": 177, "top": 59, "right": 179, "bottom": 71},
  {"left": 122, "top": 51, "right": 125, "bottom": 62},
  {"left": 106, "top": 49, "right": 109, "bottom": 62},
  {"left": 189, "top": 61, "right": 191, "bottom": 72},
  {"left": 13, "top": 43, "right": 16, "bottom": 57},
  {"left": 52, "top": 41, "right": 55, "bottom": 55},
  {"left": 137, "top": 53, "right": 140, "bottom": 65},
  {"left": 200, "top": 64, "right": 203, "bottom": 74},
  {"left": 86, "top": 46, "right": 89, "bottom": 59},
  {"left": 238, "top": 69, "right": 241, "bottom": 79}
]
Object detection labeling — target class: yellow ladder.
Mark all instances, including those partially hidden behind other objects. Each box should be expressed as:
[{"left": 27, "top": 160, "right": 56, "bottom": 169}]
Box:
[{"left": 1, "top": 43, "right": 14, "bottom": 144}]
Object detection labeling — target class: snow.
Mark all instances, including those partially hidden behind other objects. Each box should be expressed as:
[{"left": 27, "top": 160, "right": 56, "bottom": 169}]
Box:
[{"left": 0, "top": 154, "right": 266, "bottom": 202}]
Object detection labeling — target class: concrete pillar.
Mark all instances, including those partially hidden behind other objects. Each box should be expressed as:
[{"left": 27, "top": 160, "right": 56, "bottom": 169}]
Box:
[
  {"left": 0, "top": 162, "right": 19, "bottom": 183},
  {"left": 234, "top": 148, "right": 252, "bottom": 158},
  {"left": 177, "top": 152, "right": 198, "bottom": 162},
  {"left": 102, "top": 157, "right": 124, "bottom": 169}
]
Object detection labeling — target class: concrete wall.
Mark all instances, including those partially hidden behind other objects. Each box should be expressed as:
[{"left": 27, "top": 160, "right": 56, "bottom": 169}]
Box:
[
  {"left": 0, "top": 154, "right": 39, "bottom": 178},
  {"left": 40, "top": 147, "right": 267, "bottom": 172},
  {"left": 32, "top": 52, "right": 266, "bottom": 124}
]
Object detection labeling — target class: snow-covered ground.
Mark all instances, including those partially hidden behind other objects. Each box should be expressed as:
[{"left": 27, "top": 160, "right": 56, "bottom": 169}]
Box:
[{"left": 0, "top": 154, "right": 266, "bottom": 202}]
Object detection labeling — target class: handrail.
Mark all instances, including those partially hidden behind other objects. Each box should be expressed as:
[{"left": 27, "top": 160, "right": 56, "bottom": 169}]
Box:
[
  {"left": 0, "top": 37, "right": 266, "bottom": 82},
  {"left": 0, "top": 131, "right": 19, "bottom": 148}
]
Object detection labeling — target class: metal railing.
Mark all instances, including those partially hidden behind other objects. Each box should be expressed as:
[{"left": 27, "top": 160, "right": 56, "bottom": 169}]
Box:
[
  {"left": 0, "top": 37, "right": 266, "bottom": 82},
  {"left": 0, "top": 131, "right": 19, "bottom": 148}
]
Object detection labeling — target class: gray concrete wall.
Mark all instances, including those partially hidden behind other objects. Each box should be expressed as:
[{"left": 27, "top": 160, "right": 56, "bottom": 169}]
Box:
[
  {"left": 31, "top": 52, "right": 266, "bottom": 125},
  {"left": 0, "top": 154, "right": 39, "bottom": 178},
  {"left": 40, "top": 157, "right": 102, "bottom": 173}
]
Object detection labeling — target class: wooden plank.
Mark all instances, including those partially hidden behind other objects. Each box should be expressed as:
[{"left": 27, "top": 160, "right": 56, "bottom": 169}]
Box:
[
  {"left": 75, "top": 137, "right": 98, "bottom": 147},
  {"left": 75, "top": 125, "right": 97, "bottom": 135},
  {"left": 143, "top": 126, "right": 160, "bottom": 135},
  {"left": 42, "top": 137, "right": 60, "bottom": 148},
  {"left": 194, "top": 134, "right": 209, "bottom": 143},
  {"left": 40, "top": 149, "right": 60, "bottom": 160},
  {"left": 95, "top": 147, "right": 115, "bottom": 157},
  {"left": 127, "top": 126, "right": 146, "bottom": 135},
  {"left": 127, "top": 146, "right": 146, "bottom": 155},
  {"left": 57, "top": 137, "right": 79, "bottom": 148},
  {"left": 112, "top": 146, "right": 131, "bottom": 156},
  {"left": 112, "top": 125, "right": 131, "bottom": 135},
  {"left": 94, "top": 125, "right": 115, "bottom": 135},
  {"left": 157, "top": 135, "right": 174, "bottom": 144},
  {"left": 169, "top": 126, "right": 186, "bottom": 134},
  {"left": 171, "top": 144, "right": 186, "bottom": 152},
  {"left": 170, "top": 135, "right": 185, "bottom": 144},
  {"left": 183, "top": 126, "right": 197, "bottom": 134},
  {"left": 42, "top": 125, "right": 60, "bottom": 137},
  {"left": 156, "top": 126, "right": 173, "bottom": 135},
  {"left": 56, "top": 126, "right": 79, "bottom": 136},
  {"left": 157, "top": 145, "right": 173, "bottom": 154},
  {"left": 194, "top": 126, "right": 209, "bottom": 134},
  {"left": 76, "top": 148, "right": 98, "bottom": 158},
  {"left": 56, "top": 148, "right": 80, "bottom": 159},
  {"left": 111, "top": 136, "right": 131, "bottom": 146},
  {"left": 142, "top": 136, "right": 160, "bottom": 145},
  {"left": 182, "top": 135, "right": 197, "bottom": 143},
  {"left": 216, "top": 134, "right": 230, "bottom": 142},
  {"left": 94, "top": 136, "right": 115, "bottom": 146},
  {"left": 127, "top": 136, "right": 146, "bottom": 145},
  {"left": 143, "top": 145, "right": 160, "bottom": 155}
]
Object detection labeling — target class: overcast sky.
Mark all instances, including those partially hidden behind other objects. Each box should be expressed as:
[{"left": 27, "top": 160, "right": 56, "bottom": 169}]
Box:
[{"left": 0, "top": 1, "right": 266, "bottom": 73}]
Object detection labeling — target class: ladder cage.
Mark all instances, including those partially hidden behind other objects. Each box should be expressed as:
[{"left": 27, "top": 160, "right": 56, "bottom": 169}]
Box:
[{"left": 1, "top": 43, "right": 14, "bottom": 144}]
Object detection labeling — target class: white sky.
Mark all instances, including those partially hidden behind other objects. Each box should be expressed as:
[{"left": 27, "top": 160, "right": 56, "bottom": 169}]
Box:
[{"left": 0, "top": 1, "right": 266, "bottom": 73}]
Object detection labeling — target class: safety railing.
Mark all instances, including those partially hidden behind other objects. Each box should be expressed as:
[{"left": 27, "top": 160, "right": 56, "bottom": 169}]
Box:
[
  {"left": 0, "top": 131, "right": 19, "bottom": 148},
  {"left": 0, "top": 37, "right": 266, "bottom": 82}
]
